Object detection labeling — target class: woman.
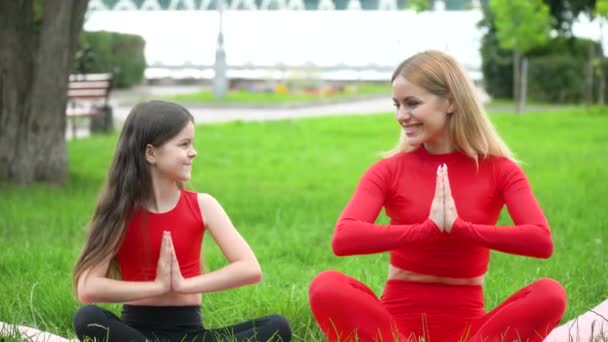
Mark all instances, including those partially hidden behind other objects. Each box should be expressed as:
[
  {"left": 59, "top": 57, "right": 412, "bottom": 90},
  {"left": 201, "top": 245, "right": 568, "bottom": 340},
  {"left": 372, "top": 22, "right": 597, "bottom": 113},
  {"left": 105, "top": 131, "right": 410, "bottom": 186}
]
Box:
[{"left": 309, "top": 50, "right": 567, "bottom": 342}]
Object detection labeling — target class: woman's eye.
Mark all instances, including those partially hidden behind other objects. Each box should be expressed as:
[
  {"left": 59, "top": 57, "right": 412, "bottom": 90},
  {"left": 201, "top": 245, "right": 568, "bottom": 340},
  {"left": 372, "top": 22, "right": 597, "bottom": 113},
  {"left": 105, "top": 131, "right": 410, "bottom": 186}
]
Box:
[
  {"left": 393, "top": 102, "right": 400, "bottom": 108},
  {"left": 406, "top": 101, "right": 420, "bottom": 108}
]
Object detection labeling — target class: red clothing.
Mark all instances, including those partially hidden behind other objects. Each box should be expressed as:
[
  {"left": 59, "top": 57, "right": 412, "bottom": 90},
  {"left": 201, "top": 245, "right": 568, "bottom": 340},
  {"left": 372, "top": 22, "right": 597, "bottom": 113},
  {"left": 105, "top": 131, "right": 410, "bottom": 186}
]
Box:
[
  {"left": 310, "top": 147, "right": 566, "bottom": 341},
  {"left": 310, "top": 271, "right": 566, "bottom": 342},
  {"left": 332, "top": 146, "right": 553, "bottom": 277},
  {"left": 116, "top": 189, "right": 205, "bottom": 281}
]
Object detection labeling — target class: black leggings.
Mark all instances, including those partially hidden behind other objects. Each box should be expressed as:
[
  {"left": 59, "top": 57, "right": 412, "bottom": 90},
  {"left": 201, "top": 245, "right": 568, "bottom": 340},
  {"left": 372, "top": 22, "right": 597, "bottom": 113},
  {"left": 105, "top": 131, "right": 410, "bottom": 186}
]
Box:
[{"left": 73, "top": 304, "right": 292, "bottom": 342}]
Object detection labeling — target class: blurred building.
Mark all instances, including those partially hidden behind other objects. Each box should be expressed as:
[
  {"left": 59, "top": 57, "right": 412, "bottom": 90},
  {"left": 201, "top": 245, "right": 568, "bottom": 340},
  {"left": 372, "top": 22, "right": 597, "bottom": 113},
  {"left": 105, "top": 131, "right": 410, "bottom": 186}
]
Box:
[
  {"left": 85, "top": 0, "right": 487, "bottom": 83},
  {"left": 89, "top": 0, "right": 479, "bottom": 11}
]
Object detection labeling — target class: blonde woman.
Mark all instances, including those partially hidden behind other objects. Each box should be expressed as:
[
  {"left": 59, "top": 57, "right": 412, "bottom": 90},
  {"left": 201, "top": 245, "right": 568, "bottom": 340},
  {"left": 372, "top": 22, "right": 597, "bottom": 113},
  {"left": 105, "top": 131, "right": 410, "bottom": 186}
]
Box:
[{"left": 308, "top": 50, "right": 567, "bottom": 342}]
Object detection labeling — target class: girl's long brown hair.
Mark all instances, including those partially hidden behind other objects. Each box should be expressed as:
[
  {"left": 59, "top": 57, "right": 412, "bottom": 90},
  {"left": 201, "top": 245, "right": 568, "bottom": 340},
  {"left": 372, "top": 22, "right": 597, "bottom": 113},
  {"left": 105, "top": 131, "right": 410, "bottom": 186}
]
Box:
[{"left": 73, "top": 101, "right": 194, "bottom": 289}]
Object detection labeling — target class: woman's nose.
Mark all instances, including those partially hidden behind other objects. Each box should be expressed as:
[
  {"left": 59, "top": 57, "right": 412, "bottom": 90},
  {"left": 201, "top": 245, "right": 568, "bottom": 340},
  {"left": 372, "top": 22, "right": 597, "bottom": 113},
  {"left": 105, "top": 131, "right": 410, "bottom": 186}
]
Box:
[{"left": 396, "top": 106, "right": 411, "bottom": 121}]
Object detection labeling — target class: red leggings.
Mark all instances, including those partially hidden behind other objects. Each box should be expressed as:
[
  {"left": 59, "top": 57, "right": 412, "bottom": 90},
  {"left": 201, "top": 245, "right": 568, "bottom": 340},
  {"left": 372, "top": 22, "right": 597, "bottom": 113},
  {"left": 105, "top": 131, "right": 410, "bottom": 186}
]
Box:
[{"left": 309, "top": 271, "right": 566, "bottom": 342}]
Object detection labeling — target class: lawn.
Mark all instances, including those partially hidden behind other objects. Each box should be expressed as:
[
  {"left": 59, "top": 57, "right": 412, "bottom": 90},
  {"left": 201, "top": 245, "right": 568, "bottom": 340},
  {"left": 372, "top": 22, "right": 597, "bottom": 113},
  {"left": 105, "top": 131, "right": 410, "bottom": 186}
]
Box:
[{"left": 0, "top": 108, "right": 607, "bottom": 341}]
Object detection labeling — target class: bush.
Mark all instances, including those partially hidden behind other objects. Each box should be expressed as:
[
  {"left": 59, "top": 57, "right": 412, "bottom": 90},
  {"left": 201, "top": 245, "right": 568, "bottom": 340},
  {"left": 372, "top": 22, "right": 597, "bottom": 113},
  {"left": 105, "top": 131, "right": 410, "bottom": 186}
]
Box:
[
  {"left": 480, "top": 30, "right": 514, "bottom": 99},
  {"left": 527, "top": 55, "right": 585, "bottom": 103},
  {"left": 481, "top": 34, "right": 603, "bottom": 103},
  {"left": 76, "top": 31, "right": 146, "bottom": 89}
]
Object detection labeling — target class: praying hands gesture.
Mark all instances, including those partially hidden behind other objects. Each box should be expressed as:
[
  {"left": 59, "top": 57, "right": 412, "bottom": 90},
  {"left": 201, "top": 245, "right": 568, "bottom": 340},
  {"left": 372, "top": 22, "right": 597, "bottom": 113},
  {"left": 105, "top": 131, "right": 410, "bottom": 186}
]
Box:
[
  {"left": 429, "top": 164, "right": 459, "bottom": 233},
  {"left": 155, "top": 231, "right": 186, "bottom": 293}
]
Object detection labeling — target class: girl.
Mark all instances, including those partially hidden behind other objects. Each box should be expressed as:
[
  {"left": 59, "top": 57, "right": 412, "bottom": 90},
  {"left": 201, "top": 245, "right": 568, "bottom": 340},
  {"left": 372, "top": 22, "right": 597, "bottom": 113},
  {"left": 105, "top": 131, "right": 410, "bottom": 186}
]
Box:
[
  {"left": 71, "top": 100, "right": 291, "bottom": 342},
  {"left": 308, "top": 51, "right": 568, "bottom": 342}
]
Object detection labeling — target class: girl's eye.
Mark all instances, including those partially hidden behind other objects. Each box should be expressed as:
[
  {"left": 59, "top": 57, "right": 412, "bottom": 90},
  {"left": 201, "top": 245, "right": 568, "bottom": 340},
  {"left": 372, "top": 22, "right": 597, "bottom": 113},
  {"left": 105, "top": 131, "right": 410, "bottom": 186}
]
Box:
[
  {"left": 393, "top": 102, "right": 400, "bottom": 108},
  {"left": 406, "top": 101, "right": 420, "bottom": 108}
]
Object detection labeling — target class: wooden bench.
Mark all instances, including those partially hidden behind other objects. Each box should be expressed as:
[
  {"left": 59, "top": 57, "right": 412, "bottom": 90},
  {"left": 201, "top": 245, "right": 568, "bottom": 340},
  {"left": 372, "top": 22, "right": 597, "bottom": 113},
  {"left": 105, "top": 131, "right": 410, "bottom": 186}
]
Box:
[{"left": 66, "top": 73, "right": 113, "bottom": 138}]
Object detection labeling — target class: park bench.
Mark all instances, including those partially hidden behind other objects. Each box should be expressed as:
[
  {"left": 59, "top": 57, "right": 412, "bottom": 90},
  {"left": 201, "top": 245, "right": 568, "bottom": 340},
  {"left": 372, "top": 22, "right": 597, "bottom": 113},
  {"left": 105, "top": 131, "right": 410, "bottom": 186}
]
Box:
[{"left": 66, "top": 73, "right": 113, "bottom": 138}]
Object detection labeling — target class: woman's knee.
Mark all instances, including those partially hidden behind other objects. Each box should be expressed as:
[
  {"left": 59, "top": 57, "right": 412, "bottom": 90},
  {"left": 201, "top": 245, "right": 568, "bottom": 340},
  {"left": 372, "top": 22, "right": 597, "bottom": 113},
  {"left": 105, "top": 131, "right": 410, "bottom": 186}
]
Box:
[
  {"left": 309, "top": 270, "right": 349, "bottom": 301},
  {"left": 532, "top": 278, "right": 567, "bottom": 315}
]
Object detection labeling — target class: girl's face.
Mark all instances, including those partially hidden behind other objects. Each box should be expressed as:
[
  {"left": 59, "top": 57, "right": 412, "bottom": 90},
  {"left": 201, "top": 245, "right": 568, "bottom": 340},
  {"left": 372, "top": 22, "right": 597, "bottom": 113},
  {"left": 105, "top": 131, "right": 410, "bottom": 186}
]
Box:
[
  {"left": 391, "top": 75, "right": 454, "bottom": 152},
  {"left": 147, "top": 121, "right": 197, "bottom": 182}
]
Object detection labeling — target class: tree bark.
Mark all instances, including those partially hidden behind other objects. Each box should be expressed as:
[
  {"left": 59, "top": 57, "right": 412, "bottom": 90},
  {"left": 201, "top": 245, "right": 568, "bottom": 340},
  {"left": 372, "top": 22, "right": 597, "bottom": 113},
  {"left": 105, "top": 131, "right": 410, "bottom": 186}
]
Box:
[
  {"left": 518, "top": 56, "right": 528, "bottom": 114},
  {"left": 513, "top": 50, "right": 523, "bottom": 113},
  {"left": 599, "top": 20, "right": 606, "bottom": 106},
  {"left": 586, "top": 41, "right": 595, "bottom": 105},
  {"left": 0, "top": 0, "right": 89, "bottom": 183},
  {"left": 599, "top": 64, "right": 605, "bottom": 106}
]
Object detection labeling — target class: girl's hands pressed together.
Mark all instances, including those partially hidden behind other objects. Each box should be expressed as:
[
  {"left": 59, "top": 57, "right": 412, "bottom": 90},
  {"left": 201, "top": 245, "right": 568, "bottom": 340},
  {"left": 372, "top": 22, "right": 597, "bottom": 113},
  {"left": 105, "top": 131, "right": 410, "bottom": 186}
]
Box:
[
  {"left": 155, "top": 231, "right": 173, "bottom": 292},
  {"left": 167, "top": 233, "right": 187, "bottom": 292}
]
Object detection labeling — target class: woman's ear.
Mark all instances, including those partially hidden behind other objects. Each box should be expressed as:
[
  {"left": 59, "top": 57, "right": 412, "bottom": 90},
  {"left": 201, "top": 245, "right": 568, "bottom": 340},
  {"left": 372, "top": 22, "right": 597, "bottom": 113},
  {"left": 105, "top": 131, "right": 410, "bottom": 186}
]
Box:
[
  {"left": 446, "top": 96, "right": 456, "bottom": 115},
  {"left": 145, "top": 144, "right": 156, "bottom": 164}
]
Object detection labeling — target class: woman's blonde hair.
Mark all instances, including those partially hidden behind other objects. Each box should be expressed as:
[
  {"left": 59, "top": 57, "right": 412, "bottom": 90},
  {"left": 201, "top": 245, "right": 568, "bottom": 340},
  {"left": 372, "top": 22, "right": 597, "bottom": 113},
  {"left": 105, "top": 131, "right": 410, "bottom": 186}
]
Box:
[{"left": 386, "top": 50, "right": 515, "bottom": 162}]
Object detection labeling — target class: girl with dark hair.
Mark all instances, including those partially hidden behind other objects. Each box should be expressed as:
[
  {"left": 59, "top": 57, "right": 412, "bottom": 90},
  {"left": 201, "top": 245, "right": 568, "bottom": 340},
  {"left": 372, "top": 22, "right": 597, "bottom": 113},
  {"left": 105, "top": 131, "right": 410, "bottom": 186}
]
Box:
[{"left": 71, "top": 100, "right": 291, "bottom": 342}]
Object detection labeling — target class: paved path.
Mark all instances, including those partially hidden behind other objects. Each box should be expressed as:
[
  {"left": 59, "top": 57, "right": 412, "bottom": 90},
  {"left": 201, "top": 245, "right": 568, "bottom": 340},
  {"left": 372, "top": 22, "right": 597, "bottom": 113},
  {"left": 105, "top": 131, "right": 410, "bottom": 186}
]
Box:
[
  {"left": 113, "top": 97, "right": 393, "bottom": 125},
  {"left": 67, "top": 85, "right": 393, "bottom": 139},
  {"left": 67, "top": 84, "right": 571, "bottom": 139},
  {"left": 110, "top": 84, "right": 394, "bottom": 125}
]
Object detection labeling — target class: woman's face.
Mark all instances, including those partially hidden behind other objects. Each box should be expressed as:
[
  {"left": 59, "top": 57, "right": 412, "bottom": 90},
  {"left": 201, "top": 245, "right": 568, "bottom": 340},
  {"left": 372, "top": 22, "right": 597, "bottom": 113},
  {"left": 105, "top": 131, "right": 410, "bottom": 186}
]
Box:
[{"left": 391, "top": 75, "right": 454, "bottom": 150}]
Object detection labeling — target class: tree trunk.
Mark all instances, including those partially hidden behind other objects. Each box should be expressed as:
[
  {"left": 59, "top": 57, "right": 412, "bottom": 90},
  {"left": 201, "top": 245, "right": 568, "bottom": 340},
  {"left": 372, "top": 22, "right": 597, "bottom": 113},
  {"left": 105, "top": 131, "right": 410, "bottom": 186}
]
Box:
[
  {"left": 0, "top": 0, "right": 89, "bottom": 183},
  {"left": 599, "top": 20, "right": 606, "bottom": 106},
  {"left": 518, "top": 56, "right": 528, "bottom": 114},
  {"left": 586, "top": 41, "right": 595, "bottom": 105},
  {"left": 599, "top": 65, "right": 606, "bottom": 106},
  {"left": 513, "top": 50, "right": 521, "bottom": 113}
]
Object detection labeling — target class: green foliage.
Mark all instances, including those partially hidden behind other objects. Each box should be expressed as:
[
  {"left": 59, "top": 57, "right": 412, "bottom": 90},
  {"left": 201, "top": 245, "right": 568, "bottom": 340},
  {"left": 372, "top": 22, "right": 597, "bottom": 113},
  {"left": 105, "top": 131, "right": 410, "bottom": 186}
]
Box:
[
  {"left": 33, "top": 0, "right": 43, "bottom": 23},
  {"left": 596, "top": 0, "right": 608, "bottom": 18},
  {"left": 406, "top": 0, "right": 431, "bottom": 11},
  {"left": 544, "top": 0, "right": 596, "bottom": 33},
  {"left": 481, "top": 35, "right": 604, "bottom": 102},
  {"left": 489, "top": 0, "right": 551, "bottom": 53},
  {"left": 527, "top": 55, "right": 585, "bottom": 102},
  {"left": 480, "top": 28, "right": 514, "bottom": 99},
  {"left": 78, "top": 31, "right": 146, "bottom": 88}
]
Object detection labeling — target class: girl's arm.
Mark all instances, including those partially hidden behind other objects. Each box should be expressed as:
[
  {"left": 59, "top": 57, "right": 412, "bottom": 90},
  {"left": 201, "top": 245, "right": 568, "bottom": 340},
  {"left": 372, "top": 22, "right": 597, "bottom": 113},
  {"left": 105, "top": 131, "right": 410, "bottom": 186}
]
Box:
[
  {"left": 174, "top": 193, "right": 262, "bottom": 294},
  {"left": 76, "top": 232, "right": 172, "bottom": 303}
]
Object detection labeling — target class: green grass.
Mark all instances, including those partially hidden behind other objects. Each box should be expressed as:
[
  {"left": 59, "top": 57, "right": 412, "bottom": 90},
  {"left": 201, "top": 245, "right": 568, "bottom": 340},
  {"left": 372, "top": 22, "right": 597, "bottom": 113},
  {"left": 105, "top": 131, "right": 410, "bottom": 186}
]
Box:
[
  {"left": 0, "top": 108, "right": 607, "bottom": 341},
  {"left": 165, "top": 83, "right": 391, "bottom": 105}
]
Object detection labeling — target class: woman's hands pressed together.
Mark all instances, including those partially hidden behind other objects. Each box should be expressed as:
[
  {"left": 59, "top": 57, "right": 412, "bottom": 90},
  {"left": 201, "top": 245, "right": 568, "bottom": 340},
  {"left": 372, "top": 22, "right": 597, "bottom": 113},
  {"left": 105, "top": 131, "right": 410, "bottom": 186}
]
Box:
[{"left": 429, "top": 164, "right": 459, "bottom": 233}]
